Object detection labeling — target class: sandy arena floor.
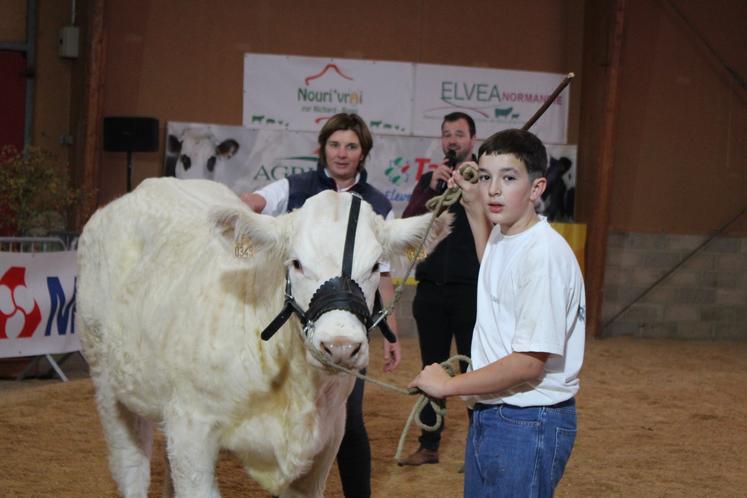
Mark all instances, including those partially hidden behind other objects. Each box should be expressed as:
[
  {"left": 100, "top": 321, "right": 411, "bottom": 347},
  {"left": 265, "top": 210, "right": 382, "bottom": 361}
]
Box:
[{"left": 1, "top": 335, "right": 746, "bottom": 497}]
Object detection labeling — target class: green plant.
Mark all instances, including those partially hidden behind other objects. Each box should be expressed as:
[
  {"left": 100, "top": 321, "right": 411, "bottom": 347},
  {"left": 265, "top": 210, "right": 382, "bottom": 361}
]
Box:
[{"left": 0, "top": 145, "right": 92, "bottom": 236}]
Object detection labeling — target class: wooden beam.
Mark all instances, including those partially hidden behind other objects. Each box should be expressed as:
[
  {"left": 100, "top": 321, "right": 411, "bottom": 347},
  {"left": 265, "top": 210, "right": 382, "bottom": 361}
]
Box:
[
  {"left": 75, "top": 0, "right": 106, "bottom": 230},
  {"left": 586, "top": 0, "right": 627, "bottom": 338}
]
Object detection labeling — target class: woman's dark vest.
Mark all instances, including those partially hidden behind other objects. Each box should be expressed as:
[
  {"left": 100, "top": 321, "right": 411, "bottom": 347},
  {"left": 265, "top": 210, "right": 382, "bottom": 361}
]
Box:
[{"left": 286, "top": 162, "right": 392, "bottom": 218}]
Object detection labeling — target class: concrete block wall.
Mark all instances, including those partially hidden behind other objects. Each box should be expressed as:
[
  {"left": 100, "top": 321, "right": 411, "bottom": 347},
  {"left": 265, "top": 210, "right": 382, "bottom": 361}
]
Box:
[{"left": 602, "top": 232, "right": 747, "bottom": 340}]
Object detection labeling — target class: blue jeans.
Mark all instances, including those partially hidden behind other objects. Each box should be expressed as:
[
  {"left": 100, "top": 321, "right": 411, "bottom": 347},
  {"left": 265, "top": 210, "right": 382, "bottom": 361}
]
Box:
[{"left": 464, "top": 399, "right": 577, "bottom": 498}]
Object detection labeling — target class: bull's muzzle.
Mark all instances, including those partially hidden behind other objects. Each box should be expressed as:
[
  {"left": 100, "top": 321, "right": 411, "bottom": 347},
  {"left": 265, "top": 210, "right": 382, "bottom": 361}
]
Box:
[{"left": 319, "top": 336, "right": 364, "bottom": 369}]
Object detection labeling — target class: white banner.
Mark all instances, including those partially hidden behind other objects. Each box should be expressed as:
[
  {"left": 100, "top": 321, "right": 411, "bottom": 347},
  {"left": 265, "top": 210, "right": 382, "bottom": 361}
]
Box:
[
  {"left": 413, "top": 64, "right": 570, "bottom": 143},
  {"left": 243, "top": 53, "right": 571, "bottom": 144},
  {"left": 0, "top": 251, "right": 79, "bottom": 359},
  {"left": 167, "top": 122, "right": 577, "bottom": 221},
  {"left": 243, "top": 54, "right": 413, "bottom": 135}
]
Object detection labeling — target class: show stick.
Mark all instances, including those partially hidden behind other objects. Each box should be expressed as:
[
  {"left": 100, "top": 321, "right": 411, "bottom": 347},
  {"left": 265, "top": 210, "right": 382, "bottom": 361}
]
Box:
[{"left": 522, "top": 72, "right": 575, "bottom": 131}]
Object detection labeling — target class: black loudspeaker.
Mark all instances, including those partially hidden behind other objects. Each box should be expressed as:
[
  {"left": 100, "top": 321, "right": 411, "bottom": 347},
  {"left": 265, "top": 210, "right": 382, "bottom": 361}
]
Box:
[{"left": 103, "top": 117, "right": 159, "bottom": 152}]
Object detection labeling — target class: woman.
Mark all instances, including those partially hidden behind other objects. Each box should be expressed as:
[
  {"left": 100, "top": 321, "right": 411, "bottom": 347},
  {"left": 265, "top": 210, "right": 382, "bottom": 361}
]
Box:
[{"left": 241, "top": 113, "right": 400, "bottom": 498}]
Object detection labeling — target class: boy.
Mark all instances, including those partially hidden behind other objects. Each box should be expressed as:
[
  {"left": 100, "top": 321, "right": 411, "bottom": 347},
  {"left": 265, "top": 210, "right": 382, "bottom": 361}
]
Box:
[{"left": 409, "top": 129, "right": 585, "bottom": 497}]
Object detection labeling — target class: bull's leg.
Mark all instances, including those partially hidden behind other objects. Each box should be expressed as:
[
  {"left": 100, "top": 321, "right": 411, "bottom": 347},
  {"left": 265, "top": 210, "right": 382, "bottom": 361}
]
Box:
[
  {"left": 91, "top": 374, "right": 153, "bottom": 498},
  {"left": 163, "top": 411, "right": 221, "bottom": 498},
  {"left": 282, "top": 406, "right": 347, "bottom": 498}
]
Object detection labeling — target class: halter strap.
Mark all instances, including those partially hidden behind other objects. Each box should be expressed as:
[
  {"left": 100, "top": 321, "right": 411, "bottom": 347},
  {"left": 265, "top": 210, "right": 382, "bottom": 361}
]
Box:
[
  {"left": 341, "top": 194, "right": 361, "bottom": 278},
  {"left": 260, "top": 272, "right": 308, "bottom": 341},
  {"left": 260, "top": 194, "right": 366, "bottom": 342}
]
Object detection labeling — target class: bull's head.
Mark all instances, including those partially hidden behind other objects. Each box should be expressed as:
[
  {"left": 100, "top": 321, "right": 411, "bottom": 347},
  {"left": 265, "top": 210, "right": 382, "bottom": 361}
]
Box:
[{"left": 211, "top": 190, "right": 451, "bottom": 371}]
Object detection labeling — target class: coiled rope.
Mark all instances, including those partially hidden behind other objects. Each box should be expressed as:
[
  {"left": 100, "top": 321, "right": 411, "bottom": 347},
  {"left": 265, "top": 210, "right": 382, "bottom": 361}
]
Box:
[{"left": 305, "top": 340, "right": 471, "bottom": 463}]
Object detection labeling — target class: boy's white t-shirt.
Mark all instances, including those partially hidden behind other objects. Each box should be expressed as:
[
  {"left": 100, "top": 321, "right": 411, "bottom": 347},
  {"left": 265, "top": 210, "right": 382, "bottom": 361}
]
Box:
[{"left": 469, "top": 217, "right": 585, "bottom": 407}]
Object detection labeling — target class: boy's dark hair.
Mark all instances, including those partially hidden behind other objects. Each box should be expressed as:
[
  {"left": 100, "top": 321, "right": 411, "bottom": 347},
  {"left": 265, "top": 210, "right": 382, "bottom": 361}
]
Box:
[
  {"left": 442, "top": 112, "right": 476, "bottom": 138},
  {"left": 478, "top": 129, "right": 548, "bottom": 179},
  {"left": 318, "top": 113, "right": 373, "bottom": 171}
]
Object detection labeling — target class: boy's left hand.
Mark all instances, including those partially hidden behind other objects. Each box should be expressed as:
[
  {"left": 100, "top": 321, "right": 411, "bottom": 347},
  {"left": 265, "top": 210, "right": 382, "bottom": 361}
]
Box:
[
  {"left": 408, "top": 363, "right": 452, "bottom": 399},
  {"left": 451, "top": 162, "right": 480, "bottom": 208}
]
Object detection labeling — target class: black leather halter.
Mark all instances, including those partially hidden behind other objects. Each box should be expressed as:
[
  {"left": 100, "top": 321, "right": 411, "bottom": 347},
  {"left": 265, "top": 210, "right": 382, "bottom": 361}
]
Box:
[{"left": 260, "top": 194, "right": 397, "bottom": 343}]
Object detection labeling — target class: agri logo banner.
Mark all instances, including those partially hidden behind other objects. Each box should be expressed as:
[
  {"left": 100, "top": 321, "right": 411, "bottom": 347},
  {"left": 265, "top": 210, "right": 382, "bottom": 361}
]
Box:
[
  {"left": 413, "top": 64, "right": 570, "bottom": 143},
  {"left": 0, "top": 251, "right": 79, "bottom": 359},
  {"left": 243, "top": 53, "right": 413, "bottom": 135},
  {"left": 167, "top": 121, "right": 577, "bottom": 221}
]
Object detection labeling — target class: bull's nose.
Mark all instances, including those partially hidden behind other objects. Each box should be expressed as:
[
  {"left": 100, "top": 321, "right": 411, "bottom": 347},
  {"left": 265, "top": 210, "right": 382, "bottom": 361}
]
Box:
[{"left": 320, "top": 339, "right": 363, "bottom": 367}]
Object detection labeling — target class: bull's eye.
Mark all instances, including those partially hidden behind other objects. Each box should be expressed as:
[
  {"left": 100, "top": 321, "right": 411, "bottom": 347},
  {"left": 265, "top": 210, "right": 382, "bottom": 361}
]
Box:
[
  {"left": 292, "top": 259, "right": 303, "bottom": 272},
  {"left": 371, "top": 263, "right": 380, "bottom": 273}
]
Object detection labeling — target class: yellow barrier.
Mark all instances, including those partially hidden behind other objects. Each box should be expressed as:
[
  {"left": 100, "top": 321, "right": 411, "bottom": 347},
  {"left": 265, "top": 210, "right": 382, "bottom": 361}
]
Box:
[{"left": 550, "top": 222, "right": 587, "bottom": 276}]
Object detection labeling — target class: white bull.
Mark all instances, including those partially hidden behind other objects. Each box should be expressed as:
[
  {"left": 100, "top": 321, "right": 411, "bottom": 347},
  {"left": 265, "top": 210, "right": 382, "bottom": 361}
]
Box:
[{"left": 76, "top": 177, "right": 449, "bottom": 498}]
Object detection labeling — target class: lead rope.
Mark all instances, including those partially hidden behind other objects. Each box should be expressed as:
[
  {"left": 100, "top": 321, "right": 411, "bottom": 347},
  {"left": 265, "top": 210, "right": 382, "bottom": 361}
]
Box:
[
  {"left": 304, "top": 164, "right": 479, "bottom": 463},
  {"left": 305, "top": 336, "right": 471, "bottom": 463},
  {"left": 372, "top": 163, "right": 480, "bottom": 328}
]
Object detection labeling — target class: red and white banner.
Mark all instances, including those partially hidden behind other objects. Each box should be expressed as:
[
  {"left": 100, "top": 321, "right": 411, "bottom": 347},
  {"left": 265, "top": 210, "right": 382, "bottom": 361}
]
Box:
[{"left": 0, "top": 251, "right": 79, "bottom": 358}]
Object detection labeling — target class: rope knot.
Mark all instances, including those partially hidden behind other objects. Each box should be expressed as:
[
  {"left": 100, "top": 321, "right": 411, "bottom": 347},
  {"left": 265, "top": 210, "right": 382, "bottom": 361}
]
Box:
[
  {"left": 395, "top": 354, "right": 472, "bottom": 463},
  {"left": 424, "top": 163, "right": 480, "bottom": 215}
]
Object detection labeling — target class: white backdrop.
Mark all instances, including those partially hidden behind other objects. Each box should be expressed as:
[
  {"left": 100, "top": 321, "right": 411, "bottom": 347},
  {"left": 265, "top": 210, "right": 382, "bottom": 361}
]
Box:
[
  {"left": 166, "top": 121, "right": 577, "bottom": 219},
  {"left": 244, "top": 54, "right": 413, "bottom": 135},
  {"left": 413, "top": 64, "right": 570, "bottom": 143},
  {"left": 243, "top": 53, "right": 571, "bottom": 144}
]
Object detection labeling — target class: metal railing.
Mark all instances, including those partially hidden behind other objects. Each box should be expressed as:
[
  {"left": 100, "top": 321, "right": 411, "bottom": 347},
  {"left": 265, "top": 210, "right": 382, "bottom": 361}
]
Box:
[{"left": 0, "top": 236, "right": 67, "bottom": 252}]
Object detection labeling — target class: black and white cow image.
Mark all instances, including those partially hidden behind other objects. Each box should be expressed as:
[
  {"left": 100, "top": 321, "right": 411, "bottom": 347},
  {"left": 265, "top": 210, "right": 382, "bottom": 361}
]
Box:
[
  {"left": 165, "top": 128, "right": 239, "bottom": 180},
  {"left": 540, "top": 156, "right": 575, "bottom": 221}
]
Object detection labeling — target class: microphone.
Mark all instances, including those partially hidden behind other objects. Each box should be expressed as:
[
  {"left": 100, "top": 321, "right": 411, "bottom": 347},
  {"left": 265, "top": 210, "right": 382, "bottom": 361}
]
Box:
[{"left": 436, "top": 149, "right": 458, "bottom": 192}]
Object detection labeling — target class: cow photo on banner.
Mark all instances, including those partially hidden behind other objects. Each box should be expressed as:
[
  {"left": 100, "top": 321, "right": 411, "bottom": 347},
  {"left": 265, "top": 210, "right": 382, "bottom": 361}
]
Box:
[{"left": 164, "top": 121, "right": 577, "bottom": 222}]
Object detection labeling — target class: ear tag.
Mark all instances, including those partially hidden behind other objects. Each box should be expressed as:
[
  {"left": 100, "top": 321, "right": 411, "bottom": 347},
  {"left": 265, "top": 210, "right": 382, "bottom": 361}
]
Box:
[
  {"left": 234, "top": 234, "right": 255, "bottom": 259},
  {"left": 405, "top": 246, "right": 427, "bottom": 264}
]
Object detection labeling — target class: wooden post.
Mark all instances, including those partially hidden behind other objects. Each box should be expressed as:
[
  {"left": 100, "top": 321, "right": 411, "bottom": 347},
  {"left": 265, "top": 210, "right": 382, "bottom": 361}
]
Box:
[
  {"left": 586, "top": 0, "right": 627, "bottom": 338},
  {"left": 75, "top": 0, "right": 106, "bottom": 230}
]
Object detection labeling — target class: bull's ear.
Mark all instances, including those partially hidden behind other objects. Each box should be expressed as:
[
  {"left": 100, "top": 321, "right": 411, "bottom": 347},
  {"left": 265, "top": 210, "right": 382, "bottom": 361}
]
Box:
[
  {"left": 209, "top": 207, "right": 288, "bottom": 258},
  {"left": 377, "top": 211, "right": 453, "bottom": 259}
]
